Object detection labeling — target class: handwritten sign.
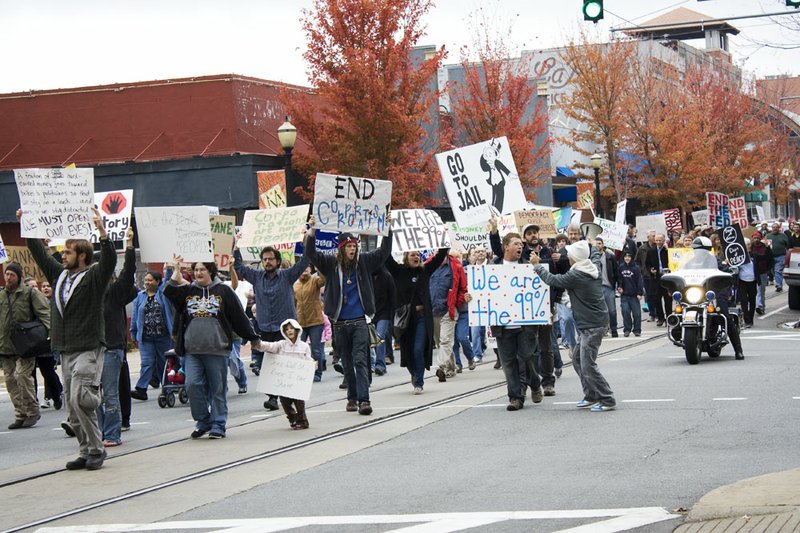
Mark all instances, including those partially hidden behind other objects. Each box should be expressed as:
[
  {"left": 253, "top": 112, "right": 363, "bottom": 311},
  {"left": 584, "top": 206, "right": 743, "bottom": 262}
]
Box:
[
  {"left": 498, "top": 214, "right": 517, "bottom": 236},
  {"left": 717, "top": 223, "right": 749, "bottom": 267},
  {"left": 256, "top": 170, "right": 287, "bottom": 209},
  {"left": 663, "top": 207, "right": 682, "bottom": 232},
  {"left": 5, "top": 246, "right": 45, "bottom": 280},
  {"left": 691, "top": 209, "right": 709, "bottom": 227},
  {"left": 256, "top": 353, "right": 316, "bottom": 401},
  {"left": 210, "top": 215, "right": 236, "bottom": 272},
  {"left": 514, "top": 209, "right": 557, "bottom": 240},
  {"left": 707, "top": 192, "right": 730, "bottom": 228},
  {"left": 134, "top": 206, "right": 213, "bottom": 263},
  {"left": 435, "top": 136, "right": 526, "bottom": 228},
  {"left": 615, "top": 200, "right": 627, "bottom": 224},
  {"left": 387, "top": 209, "right": 450, "bottom": 253},
  {"left": 92, "top": 189, "right": 133, "bottom": 243},
  {"left": 0, "top": 235, "right": 7, "bottom": 265},
  {"left": 15, "top": 168, "right": 95, "bottom": 240},
  {"left": 635, "top": 214, "right": 667, "bottom": 240},
  {"left": 447, "top": 222, "right": 489, "bottom": 255},
  {"left": 239, "top": 205, "right": 309, "bottom": 250},
  {"left": 467, "top": 263, "right": 551, "bottom": 326},
  {"left": 576, "top": 181, "right": 595, "bottom": 210},
  {"left": 313, "top": 173, "right": 391, "bottom": 236},
  {"left": 593, "top": 217, "right": 628, "bottom": 251},
  {"left": 728, "top": 197, "right": 748, "bottom": 229}
]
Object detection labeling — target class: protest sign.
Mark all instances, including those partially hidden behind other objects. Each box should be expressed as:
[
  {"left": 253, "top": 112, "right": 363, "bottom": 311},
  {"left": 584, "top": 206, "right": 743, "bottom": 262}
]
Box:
[
  {"left": 435, "top": 137, "right": 526, "bottom": 228},
  {"left": 576, "top": 181, "right": 594, "bottom": 210},
  {"left": 728, "top": 197, "right": 748, "bottom": 229},
  {"left": 691, "top": 209, "right": 709, "bottom": 227},
  {"left": 313, "top": 173, "right": 391, "bottom": 236},
  {"left": 256, "top": 170, "right": 287, "bottom": 209},
  {"left": 134, "top": 206, "right": 213, "bottom": 263},
  {"left": 663, "top": 207, "right": 682, "bottom": 232},
  {"left": 615, "top": 200, "right": 627, "bottom": 225},
  {"left": 209, "top": 215, "right": 236, "bottom": 272},
  {"left": 706, "top": 192, "right": 730, "bottom": 228},
  {"left": 755, "top": 205, "right": 766, "bottom": 222},
  {"left": 668, "top": 248, "right": 694, "bottom": 272},
  {"left": 635, "top": 214, "right": 667, "bottom": 240},
  {"left": 716, "top": 224, "right": 749, "bottom": 267},
  {"left": 92, "top": 189, "right": 133, "bottom": 243},
  {"left": 593, "top": 217, "right": 628, "bottom": 250},
  {"left": 15, "top": 168, "right": 94, "bottom": 240},
  {"left": 467, "top": 263, "right": 551, "bottom": 326},
  {"left": 553, "top": 207, "right": 572, "bottom": 232},
  {"left": 515, "top": 209, "right": 557, "bottom": 240},
  {"left": 239, "top": 242, "right": 297, "bottom": 265},
  {"left": 387, "top": 209, "right": 450, "bottom": 253},
  {"left": 295, "top": 229, "right": 339, "bottom": 257},
  {"left": 447, "top": 222, "right": 489, "bottom": 255},
  {"left": 0, "top": 235, "right": 7, "bottom": 265},
  {"left": 5, "top": 246, "right": 45, "bottom": 279},
  {"left": 239, "top": 205, "right": 309, "bottom": 250},
  {"left": 497, "top": 214, "right": 517, "bottom": 237},
  {"left": 256, "top": 353, "right": 316, "bottom": 401}
]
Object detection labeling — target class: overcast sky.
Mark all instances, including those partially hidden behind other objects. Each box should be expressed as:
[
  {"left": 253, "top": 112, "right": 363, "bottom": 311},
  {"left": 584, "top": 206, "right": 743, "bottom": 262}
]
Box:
[{"left": 1, "top": 0, "right": 798, "bottom": 93}]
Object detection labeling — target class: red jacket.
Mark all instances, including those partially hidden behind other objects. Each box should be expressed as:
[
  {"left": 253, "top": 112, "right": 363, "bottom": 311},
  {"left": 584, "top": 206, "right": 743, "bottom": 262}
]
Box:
[{"left": 425, "top": 255, "right": 467, "bottom": 320}]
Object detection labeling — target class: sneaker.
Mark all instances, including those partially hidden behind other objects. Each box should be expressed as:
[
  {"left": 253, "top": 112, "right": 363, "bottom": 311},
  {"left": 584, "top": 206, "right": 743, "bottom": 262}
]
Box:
[
  {"left": 130, "top": 388, "right": 148, "bottom": 401},
  {"left": 493, "top": 360, "right": 502, "bottom": 369},
  {"left": 358, "top": 401, "right": 373, "bottom": 415},
  {"left": 85, "top": 450, "right": 107, "bottom": 470},
  {"left": 41, "top": 398, "right": 51, "bottom": 409},
  {"left": 611, "top": 331, "right": 619, "bottom": 338},
  {"left": 292, "top": 420, "right": 309, "bottom": 430},
  {"left": 103, "top": 440, "right": 121, "bottom": 447},
  {"left": 53, "top": 394, "right": 63, "bottom": 410},
  {"left": 346, "top": 400, "right": 358, "bottom": 412},
  {"left": 623, "top": 331, "right": 630, "bottom": 337},
  {"left": 435, "top": 368, "right": 447, "bottom": 382},
  {"left": 121, "top": 421, "right": 130, "bottom": 432},
  {"left": 7, "top": 419, "right": 24, "bottom": 430},
  {"left": 238, "top": 386, "right": 247, "bottom": 394},
  {"left": 385, "top": 355, "right": 394, "bottom": 365},
  {"left": 755, "top": 307, "right": 765, "bottom": 316},
  {"left": 646, "top": 317, "right": 655, "bottom": 322},
  {"left": 313, "top": 375, "right": 322, "bottom": 382},
  {"left": 634, "top": 332, "right": 642, "bottom": 337},
  {"left": 149, "top": 377, "right": 160, "bottom": 389},
  {"left": 208, "top": 431, "right": 226, "bottom": 439},
  {"left": 252, "top": 367, "right": 260, "bottom": 376},
  {"left": 543, "top": 385, "right": 555, "bottom": 397},
  {"left": 22, "top": 414, "right": 41, "bottom": 428},
  {"left": 735, "top": 352, "right": 745, "bottom": 360},
  {"left": 413, "top": 387, "right": 423, "bottom": 395},
  {"left": 445, "top": 370, "right": 456, "bottom": 378},
  {"left": 374, "top": 368, "right": 385, "bottom": 376},
  {"left": 531, "top": 387, "right": 543, "bottom": 404},
  {"left": 555, "top": 367, "right": 563, "bottom": 378},
  {"left": 468, "top": 359, "right": 476, "bottom": 370},
  {"left": 264, "top": 397, "right": 279, "bottom": 411},
  {"left": 506, "top": 399, "right": 523, "bottom": 411},
  {"left": 65, "top": 457, "right": 88, "bottom": 470},
  {"left": 333, "top": 362, "right": 344, "bottom": 374},
  {"left": 590, "top": 404, "right": 616, "bottom": 412},
  {"left": 455, "top": 366, "right": 463, "bottom": 374},
  {"left": 656, "top": 320, "right": 664, "bottom": 327},
  {"left": 776, "top": 286, "right": 783, "bottom": 293},
  {"left": 61, "top": 421, "right": 76, "bottom": 437},
  {"left": 576, "top": 399, "right": 598, "bottom": 409},
  {"left": 191, "top": 429, "right": 207, "bottom": 439}
]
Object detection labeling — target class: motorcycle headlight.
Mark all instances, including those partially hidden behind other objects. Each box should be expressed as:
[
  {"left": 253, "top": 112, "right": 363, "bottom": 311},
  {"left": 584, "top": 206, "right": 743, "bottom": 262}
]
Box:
[{"left": 685, "top": 287, "right": 704, "bottom": 304}]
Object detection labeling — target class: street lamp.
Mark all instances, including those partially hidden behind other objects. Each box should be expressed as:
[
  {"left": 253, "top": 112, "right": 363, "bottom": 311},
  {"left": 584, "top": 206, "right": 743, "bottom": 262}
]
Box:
[
  {"left": 277, "top": 116, "right": 298, "bottom": 206},
  {"left": 591, "top": 152, "right": 603, "bottom": 218}
]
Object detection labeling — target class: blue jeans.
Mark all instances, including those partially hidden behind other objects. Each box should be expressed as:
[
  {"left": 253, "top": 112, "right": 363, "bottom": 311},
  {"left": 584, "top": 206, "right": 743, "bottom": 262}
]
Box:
[
  {"left": 333, "top": 319, "right": 370, "bottom": 402},
  {"left": 602, "top": 286, "right": 618, "bottom": 332},
  {"left": 557, "top": 303, "right": 577, "bottom": 347},
  {"left": 774, "top": 255, "right": 785, "bottom": 289},
  {"left": 550, "top": 328, "right": 563, "bottom": 369},
  {"left": 756, "top": 272, "right": 769, "bottom": 309},
  {"left": 184, "top": 353, "right": 229, "bottom": 435},
  {"left": 302, "top": 324, "right": 325, "bottom": 380},
  {"left": 135, "top": 336, "right": 172, "bottom": 389},
  {"left": 373, "top": 319, "right": 391, "bottom": 373},
  {"left": 97, "top": 348, "right": 124, "bottom": 444},
  {"left": 452, "top": 311, "right": 474, "bottom": 367},
  {"left": 410, "top": 315, "right": 427, "bottom": 388},
  {"left": 229, "top": 339, "right": 247, "bottom": 388},
  {"left": 470, "top": 326, "right": 485, "bottom": 360},
  {"left": 620, "top": 295, "right": 642, "bottom": 334}
]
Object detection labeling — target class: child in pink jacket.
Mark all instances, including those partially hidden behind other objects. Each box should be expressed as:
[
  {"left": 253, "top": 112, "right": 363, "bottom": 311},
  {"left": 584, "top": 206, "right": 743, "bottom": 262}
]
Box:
[{"left": 261, "top": 319, "right": 314, "bottom": 429}]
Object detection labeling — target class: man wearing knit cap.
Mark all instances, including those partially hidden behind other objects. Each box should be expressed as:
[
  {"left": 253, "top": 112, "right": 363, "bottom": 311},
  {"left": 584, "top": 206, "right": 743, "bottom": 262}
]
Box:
[
  {"left": 531, "top": 240, "right": 616, "bottom": 412},
  {"left": 1, "top": 262, "right": 51, "bottom": 429}
]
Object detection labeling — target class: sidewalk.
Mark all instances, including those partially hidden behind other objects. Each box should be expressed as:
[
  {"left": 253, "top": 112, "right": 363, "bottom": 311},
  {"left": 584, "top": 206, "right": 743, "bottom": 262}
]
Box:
[{"left": 675, "top": 468, "right": 800, "bottom": 532}]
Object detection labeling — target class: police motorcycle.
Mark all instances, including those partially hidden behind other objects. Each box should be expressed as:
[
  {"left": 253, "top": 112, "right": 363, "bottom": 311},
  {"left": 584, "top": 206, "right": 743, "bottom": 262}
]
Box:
[{"left": 659, "top": 238, "right": 736, "bottom": 364}]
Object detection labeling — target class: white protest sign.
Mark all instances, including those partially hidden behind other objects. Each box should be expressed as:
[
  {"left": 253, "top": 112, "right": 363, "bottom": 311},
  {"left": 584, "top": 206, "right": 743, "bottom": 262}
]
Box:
[
  {"left": 256, "top": 354, "right": 316, "bottom": 401},
  {"left": 593, "top": 217, "right": 628, "bottom": 250},
  {"left": 728, "top": 197, "right": 748, "bottom": 229},
  {"left": 134, "top": 206, "right": 213, "bottom": 263},
  {"left": 92, "top": 189, "right": 133, "bottom": 243},
  {"left": 0, "top": 235, "right": 7, "bottom": 265},
  {"left": 435, "top": 136, "right": 527, "bottom": 228},
  {"left": 498, "top": 214, "right": 517, "bottom": 236},
  {"left": 313, "top": 173, "right": 392, "bottom": 236},
  {"left": 691, "top": 209, "right": 709, "bottom": 226},
  {"left": 755, "top": 205, "right": 766, "bottom": 222},
  {"left": 615, "top": 199, "right": 627, "bottom": 225},
  {"left": 239, "top": 205, "right": 309, "bottom": 249},
  {"left": 15, "top": 168, "right": 94, "bottom": 239},
  {"left": 467, "top": 263, "right": 551, "bottom": 326},
  {"left": 447, "top": 222, "right": 489, "bottom": 255},
  {"left": 635, "top": 214, "right": 668, "bottom": 239},
  {"left": 385, "top": 209, "right": 450, "bottom": 253}
]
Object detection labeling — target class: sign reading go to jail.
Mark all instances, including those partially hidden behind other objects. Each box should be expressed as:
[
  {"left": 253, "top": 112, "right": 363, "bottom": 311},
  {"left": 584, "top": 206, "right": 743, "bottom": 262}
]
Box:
[
  {"left": 467, "top": 263, "right": 551, "bottom": 327},
  {"left": 313, "top": 173, "right": 392, "bottom": 236},
  {"left": 239, "top": 205, "right": 309, "bottom": 249},
  {"left": 387, "top": 209, "right": 450, "bottom": 252}
]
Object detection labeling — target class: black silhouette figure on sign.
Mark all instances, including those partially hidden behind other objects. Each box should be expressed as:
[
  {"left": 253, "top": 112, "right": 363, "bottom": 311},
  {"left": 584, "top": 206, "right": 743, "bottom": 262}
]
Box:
[
  {"left": 479, "top": 139, "right": 512, "bottom": 216},
  {"left": 102, "top": 193, "right": 126, "bottom": 215}
]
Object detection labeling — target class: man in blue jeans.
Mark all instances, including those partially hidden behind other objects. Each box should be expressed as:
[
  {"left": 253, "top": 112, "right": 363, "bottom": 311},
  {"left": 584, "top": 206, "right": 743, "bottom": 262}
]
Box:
[{"left": 371, "top": 267, "right": 395, "bottom": 375}]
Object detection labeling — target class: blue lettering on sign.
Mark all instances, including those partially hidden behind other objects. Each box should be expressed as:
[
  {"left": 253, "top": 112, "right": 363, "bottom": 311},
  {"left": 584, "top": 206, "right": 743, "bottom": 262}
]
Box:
[{"left": 468, "top": 264, "right": 550, "bottom": 326}]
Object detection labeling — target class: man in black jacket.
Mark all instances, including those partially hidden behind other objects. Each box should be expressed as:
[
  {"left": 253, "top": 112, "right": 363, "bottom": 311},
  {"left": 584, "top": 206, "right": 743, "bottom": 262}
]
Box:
[
  {"left": 645, "top": 233, "right": 672, "bottom": 326},
  {"left": 595, "top": 238, "right": 622, "bottom": 337},
  {"left": 372, "top": 266, "right": 396, "bottom": 374}
]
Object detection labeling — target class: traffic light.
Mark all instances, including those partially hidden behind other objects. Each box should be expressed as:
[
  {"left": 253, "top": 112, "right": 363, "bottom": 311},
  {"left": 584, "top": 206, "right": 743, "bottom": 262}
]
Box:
[
  {"left": 583, "top": 0, "right": 604, "bottom": 22},
  {"left": 787, "top": 0, "right": 800, "bottom": 8}
]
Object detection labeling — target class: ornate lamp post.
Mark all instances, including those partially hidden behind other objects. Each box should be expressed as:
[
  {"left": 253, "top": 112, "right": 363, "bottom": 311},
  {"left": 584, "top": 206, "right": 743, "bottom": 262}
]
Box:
[
  {"left": 277, "top": 116, "right": 298, "bottom": 206},
  {"left": 591, "top": 152, "right": 603, "bottom": 218}
]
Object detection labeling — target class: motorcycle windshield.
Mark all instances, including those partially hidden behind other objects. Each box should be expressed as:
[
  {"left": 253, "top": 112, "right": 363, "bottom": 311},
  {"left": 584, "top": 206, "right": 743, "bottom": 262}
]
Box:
[{"left": 677, "top": 249, "right": 719, "bottom": 271}]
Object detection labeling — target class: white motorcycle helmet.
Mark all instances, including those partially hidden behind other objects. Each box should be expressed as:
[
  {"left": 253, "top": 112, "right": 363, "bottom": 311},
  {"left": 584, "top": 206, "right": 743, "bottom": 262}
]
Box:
[{"left": 691, "top": 236, "right": 712, "bottom": 251}]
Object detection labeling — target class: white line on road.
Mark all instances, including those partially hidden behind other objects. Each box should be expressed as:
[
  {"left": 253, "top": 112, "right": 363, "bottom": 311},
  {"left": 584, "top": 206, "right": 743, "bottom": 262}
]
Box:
[
  {"left": 620, "top": 399, "right": 675, "bottom": 403},
  {"left": 130, "top": 422, "right": 150, "bottom": 426},
  {"left": 713, "top": 397, "right": 747, "bottom": 401},
  {"left": 793, "top": 397, "right": 800, "bottom": 400},
  {"left": 758, "top": 304, "right": 789, "bottom": 320}
]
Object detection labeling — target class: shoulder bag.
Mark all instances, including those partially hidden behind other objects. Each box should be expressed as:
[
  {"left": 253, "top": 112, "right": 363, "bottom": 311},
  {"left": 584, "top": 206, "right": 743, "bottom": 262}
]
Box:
[
  {"left": 393, "top": 303, "right": 412, "bottom": 339},
  {"left": 9, "top": 290, "right": 51, "bottom": 358}
]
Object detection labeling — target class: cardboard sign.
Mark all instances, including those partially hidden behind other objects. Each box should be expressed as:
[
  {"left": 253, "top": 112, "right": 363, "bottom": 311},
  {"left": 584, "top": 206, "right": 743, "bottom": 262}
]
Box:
[
  {"left": 239, "top": 205, "right": 309, "bottom": 250},
  {"left": 576, "top": 181, "right": 595, "bottom": 210},
  {"left": 15, "top": 168, "right": 95, "bottom": 240},
  {"left": 256, "top": 353, "right": 316, "bottom": 401},
  {"left": 0, "top": 235, "right": 7, "bottom": 265},
  {"left": 728, "top": 197, "right": 748, "bottom": 229},
  {"left": 90, "top": 189, "right": 134, "bottom": 243},
  {"left": 663, "top": 208, "right": 682, "bottom": 232},
  {"left": 313, "top": 173, "right": 391, "bottom": 236},
  {"left": 134, "top": 206, "right": 214, "bottom": 263},
  {"left": 635, "top": 214, "right": 668, "bottom": 240},
  {"left": 5, "top": 245, "right": 45, "bottom": 280},
  {"left": 691, "top": 209, "right": 709, "bottom": 227},
  {"left": 707, "top": 192, "right": 730, "bottom": 228},
  {"left": 209, "top": 215, "right": 236, "bottom": 272},
  {"left": 755, "top": 206, "right": 766, "bottom": 222},
  {"left": 514, "top": 209, "right": 557, "bottom": 240},
  {"left": 387, "top": 209, "right": 450, "bottom": 253},
  {"left": 668, "top": 248, "right": 694, "bottom": 273},
  {"left": 614, "top": 200, "right": 627, "bottom": 224},
  {"left": 553, "top": 207, "right": 572, "bottom": 232},
  {"left": 447, "top": 222, "right": 489, "bottom": 255},
  {"left": 466, "top": 263, "right": 551, "bottom": 326},
  {"left": 256, "top": 170, "right": 287, "bottom": 209},
  {"left": 716, "top": 224, "right": 749, "bottom": 267},
  {"left": 435, "top": 137, "right": 526, "bottom": 228},
  {"left": 593, "top": 217, "right": 628, "bottom": 251}
]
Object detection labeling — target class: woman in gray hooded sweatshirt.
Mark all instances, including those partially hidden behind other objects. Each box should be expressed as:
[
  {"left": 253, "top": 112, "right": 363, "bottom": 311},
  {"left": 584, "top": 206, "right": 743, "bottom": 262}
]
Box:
[{"left": 531, "top": 240, "right": 616, "bottom": 411}]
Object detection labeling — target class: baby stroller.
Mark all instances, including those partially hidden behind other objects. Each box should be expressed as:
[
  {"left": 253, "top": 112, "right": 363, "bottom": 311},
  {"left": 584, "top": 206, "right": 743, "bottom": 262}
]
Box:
[{"left": 157, "top": 349, "right": 189, "bottom": 408}]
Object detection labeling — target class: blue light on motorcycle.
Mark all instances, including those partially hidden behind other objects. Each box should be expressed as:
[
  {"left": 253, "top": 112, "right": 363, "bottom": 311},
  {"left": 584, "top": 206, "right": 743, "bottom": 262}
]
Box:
[
  {"left": 706, "top": 290, "right": 716, "bottom": 301},
  {"left": 672, "top": 291, "right": 682, "bottom": 301}
]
